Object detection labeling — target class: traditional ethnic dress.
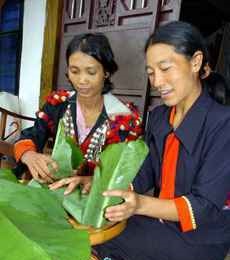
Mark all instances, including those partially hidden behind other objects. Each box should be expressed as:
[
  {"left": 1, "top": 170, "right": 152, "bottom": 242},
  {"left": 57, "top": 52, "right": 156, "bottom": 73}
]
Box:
[
  {"left": 95, "top": 89, "right": 230, "bottom": 260},
  {"left": 14, "top": 89, "right": 142, "bottom": 176}
]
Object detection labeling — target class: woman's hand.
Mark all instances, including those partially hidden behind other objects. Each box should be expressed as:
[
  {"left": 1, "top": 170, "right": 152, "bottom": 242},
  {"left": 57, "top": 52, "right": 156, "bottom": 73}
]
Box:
[
  {"left": 103, "top": 189, "right": 140, "bottom": 222},
  {"left": 48, "top": 175, "right": 93, "bottom": 195},
  {"left": 21, "top": 150, "right": 57, "bottom": 183}
]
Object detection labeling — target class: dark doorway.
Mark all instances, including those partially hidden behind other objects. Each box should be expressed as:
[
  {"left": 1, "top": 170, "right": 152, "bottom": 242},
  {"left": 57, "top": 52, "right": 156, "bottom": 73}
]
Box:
[{"left": 179, "top": 0, "right": 230, "bottom": 100}]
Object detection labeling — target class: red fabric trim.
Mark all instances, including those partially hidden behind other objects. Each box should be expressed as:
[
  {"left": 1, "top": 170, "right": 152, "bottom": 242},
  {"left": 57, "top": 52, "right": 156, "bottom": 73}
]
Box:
[
  {"left": 159, "top": 132, "right": 180, "bottom": 199},
  {"left": 159, "top": 107, "right": 180, "bottom": 199},
  {"left": 14, "top": 139, "right": 36, "bottom": 162},
  {"left": 174, "top": 197, "right": 193, "bottom": 232}
]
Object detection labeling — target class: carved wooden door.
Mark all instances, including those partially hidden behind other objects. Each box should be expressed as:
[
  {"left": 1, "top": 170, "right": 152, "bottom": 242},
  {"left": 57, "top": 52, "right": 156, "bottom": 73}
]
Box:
[{"left": 56, "top": 0, "right": 181, "bottom": 117}]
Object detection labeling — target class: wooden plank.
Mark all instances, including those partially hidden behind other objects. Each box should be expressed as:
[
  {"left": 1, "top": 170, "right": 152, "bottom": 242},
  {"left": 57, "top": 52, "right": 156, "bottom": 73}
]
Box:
[{"left": 40, "top": 0, "right": 64, "bottom": 106}]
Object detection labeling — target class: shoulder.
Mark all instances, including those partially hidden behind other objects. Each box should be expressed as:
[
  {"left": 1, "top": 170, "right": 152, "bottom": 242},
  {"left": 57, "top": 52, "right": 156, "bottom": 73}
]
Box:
[
  {"left": 104, "top": 94, "right": 143, "bottom": 142},
  {"left": 206, "top": 100, "right": 230, "bottom": 132},
  {"left": 197, "top": 99, "right": 230, "bottom": 153},
  {"left": 36, "top": 89, "right": 74, "bottom": 122},
  {"left": 45, "top": 89, "right": 73, "bottom": 106}
]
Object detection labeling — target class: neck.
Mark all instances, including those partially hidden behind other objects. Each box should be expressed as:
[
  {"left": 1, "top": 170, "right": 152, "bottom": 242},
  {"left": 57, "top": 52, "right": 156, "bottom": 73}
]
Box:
[
  {"left": 174, "top": 82, "right": 202, "bottom": 128},
  {"left": 78, "top": 94, "right": 103, "bottom": 111}
]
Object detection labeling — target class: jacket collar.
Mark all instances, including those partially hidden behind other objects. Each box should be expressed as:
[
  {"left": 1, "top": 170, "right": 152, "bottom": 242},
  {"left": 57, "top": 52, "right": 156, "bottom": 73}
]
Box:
[
  {"left": 67, "top": 92, "right": 131, "bottom": 140},
  {"left": 68, "top": 92, "right": 131, "bottom": 117},
  {"left": 174, "top": 89, "right": 213, "bottom": 154},
  {"left": 151, "top": 89, "right": 213, "bottom": 155},
  {"left": 103, "top": 93, "right": 131, "bottom": 118}
]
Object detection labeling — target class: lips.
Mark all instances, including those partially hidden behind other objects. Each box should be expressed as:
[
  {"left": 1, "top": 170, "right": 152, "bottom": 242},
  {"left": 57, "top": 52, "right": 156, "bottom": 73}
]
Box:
[
  {"left": 77, "top": 87, "right": 91, "bottom": 94},
  {"left": 160, "top": 89, "right": 173, "bottom": 98}
]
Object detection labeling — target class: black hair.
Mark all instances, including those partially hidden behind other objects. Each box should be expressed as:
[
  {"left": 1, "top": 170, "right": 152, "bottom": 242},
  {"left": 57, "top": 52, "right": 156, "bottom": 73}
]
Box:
[
  {"left": 145, "top": 21, "right": 228, "bottom": 105},
  {"left": 66, "top": 33, "right": 118, "bottom": 94}
]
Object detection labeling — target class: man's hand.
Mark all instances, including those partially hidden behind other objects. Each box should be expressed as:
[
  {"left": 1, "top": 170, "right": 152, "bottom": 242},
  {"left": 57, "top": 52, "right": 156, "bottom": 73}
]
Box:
[{"left": 103, "top": 189, "right": 140, "bottom": 222}]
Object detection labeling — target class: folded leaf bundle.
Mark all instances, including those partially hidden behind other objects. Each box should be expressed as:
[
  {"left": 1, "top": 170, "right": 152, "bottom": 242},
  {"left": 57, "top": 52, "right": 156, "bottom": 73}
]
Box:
[
  {"left": 63, "top": 139, "right": 149, "bottom": 228},
  {"left": 51, "top": 119, "right": 83, "bottom": 179}
]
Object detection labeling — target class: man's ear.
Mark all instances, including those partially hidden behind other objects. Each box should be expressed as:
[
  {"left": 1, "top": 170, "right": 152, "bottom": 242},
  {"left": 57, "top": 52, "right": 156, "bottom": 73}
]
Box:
[
  {"left": 104, "top": 71, "right": 110, "bottom": 79},
  {"left": 191, "top": 51, "right": 203, "bottom": 73},
  {"left": 201, "top": 63, "right": 212, "bottom": 79}
]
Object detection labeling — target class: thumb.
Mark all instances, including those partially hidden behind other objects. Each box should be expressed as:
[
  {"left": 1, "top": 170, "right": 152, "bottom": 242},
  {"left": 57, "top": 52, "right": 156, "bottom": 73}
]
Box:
[{"left": 81, "top": 182, "right": 91, "bottom": 194}]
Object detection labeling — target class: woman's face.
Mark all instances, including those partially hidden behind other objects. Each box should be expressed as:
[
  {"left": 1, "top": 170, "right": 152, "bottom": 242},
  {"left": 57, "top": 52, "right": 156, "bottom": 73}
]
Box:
[
  {"left": 146, "top": 43, "right": 202, "bottom": 108},
  {"left": 67, "top": 51, "right": 105, "bottom": 98}
]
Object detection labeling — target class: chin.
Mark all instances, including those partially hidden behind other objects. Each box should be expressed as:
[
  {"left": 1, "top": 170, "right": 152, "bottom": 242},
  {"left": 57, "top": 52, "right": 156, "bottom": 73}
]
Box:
[
  {"left": 162, "top": 99, "right": 177, "bottom": 107},
  {"left": 77, "top": 92, "right": 92, "bottom": 98}
]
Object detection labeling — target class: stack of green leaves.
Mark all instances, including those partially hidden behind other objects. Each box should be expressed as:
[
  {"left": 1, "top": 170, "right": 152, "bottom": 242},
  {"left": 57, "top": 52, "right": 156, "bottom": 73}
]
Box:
[
  {"left": 28, "top": 120, "right": 149, "bottom": 230},
  {"left": 0, "top": 169, "right": 90, "bottom": 260}
]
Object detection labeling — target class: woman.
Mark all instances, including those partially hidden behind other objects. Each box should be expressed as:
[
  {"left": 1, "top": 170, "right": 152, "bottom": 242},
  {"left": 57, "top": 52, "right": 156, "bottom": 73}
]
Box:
[
  {"left": 94, "top": 21, "right": 230, "bottom": 260},
  {"left": 14, "top": 33, "right": 142, "bottom": 194}
]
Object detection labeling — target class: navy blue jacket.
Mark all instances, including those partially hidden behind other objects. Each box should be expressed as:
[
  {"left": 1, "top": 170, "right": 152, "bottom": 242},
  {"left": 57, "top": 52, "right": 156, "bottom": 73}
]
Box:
[{"left": 133, "top": 89, "right": 230, "bottom": 244}]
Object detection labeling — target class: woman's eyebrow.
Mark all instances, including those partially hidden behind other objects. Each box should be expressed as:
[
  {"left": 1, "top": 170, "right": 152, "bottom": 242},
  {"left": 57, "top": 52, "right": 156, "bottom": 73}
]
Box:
[{"left": 69, "top": 65, "right": 97, "bottom": 69}]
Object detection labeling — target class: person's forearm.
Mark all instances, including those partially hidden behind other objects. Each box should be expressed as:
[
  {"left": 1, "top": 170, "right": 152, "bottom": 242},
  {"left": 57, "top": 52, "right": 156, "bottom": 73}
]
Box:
[{"left": 135, "top": 194, "right": 179, "bottom": 221}]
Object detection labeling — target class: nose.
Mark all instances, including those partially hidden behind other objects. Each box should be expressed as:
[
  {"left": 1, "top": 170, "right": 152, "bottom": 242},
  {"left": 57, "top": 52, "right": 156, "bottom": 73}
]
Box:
[
  {"left": 149, "top": 71, "right": 164, "bottom": 89},
  {"left": 78, "top": 72, "right": 88, "bottom": 84}
]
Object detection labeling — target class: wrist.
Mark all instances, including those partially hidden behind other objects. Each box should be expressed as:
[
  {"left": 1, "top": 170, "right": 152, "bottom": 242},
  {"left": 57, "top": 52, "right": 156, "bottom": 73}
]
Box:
[
  {"left": 135, "top": 194, "right": 146, "bottom": 215},
  {"left": 21, "top": 150, "right": 35, "bottom": 164}
]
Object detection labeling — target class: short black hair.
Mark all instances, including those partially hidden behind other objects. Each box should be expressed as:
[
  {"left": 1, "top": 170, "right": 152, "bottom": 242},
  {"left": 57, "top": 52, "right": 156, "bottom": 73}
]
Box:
[{"left": 66, "top": 33, "right": 118, "bottom": 94}]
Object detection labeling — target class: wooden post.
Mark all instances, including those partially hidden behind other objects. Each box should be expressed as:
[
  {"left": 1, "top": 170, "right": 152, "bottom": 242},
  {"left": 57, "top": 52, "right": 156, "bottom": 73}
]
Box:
[{"left": 40, "top": 0, "right": 64, "bottom": 106}]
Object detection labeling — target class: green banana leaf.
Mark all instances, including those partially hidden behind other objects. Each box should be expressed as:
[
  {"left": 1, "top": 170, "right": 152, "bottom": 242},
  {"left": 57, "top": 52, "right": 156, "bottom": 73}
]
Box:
[
  {"left": 0, "top": 168, "right": 18, "bottom": 182},
  {"left": 0, "top": 210, "right": 51, "bottom": 260},
  {"left": 63, "top": 188, "right": 88, "bottom": 222},
  {"left": 63, "top": 139, "right": 149, "bottom": 228},
  {"left": 51, "top": 119, "right": 84, "bottom": 179},
  {"left": 0, "top": 175, "right": 91, "bottom": 260},
  {"left": 82, "top": 139, "right": 148, "bottom": 228}
]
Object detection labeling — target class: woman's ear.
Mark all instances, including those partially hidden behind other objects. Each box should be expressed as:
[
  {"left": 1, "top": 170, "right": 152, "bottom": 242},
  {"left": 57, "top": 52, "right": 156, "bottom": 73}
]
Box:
[{"left": 191, "top": 51, "right": 203, "bottom": 73}]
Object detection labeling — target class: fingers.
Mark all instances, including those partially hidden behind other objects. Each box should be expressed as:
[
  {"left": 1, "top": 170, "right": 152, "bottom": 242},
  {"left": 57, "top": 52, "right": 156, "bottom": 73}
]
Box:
[
  {"left": 40, "top": 155, "right": 58, "bottom": 179},
  {"left": 63, "top": 176, "right": 92, "bottom": 195},
  {"left": 35, "top": 160, "right": 54, "bottom": 183},
  {"left": 49, "top": 175, "right": 93, "bottom": 195},
  {"left": 49, "top": 178, "right": 71, "bottom": 190},
  {"left": 49, "top": 176, "right": 81, "bottom": 195},
  {"left": 45, "top": 156, "right": 59, "bottom": 172},
  {"left": 103, "top": 189, "right": 129, "bottom": 199},
  {"left": 103, "top": 189, "right": 137, "bottom": 222},
  {"left": 64, "top": 180, "right": 79, "bottom": 195},
  {"left": 104, "top": 203, "right": 127, "bottom": 221},
  {"left": 27, "top": 165, "right": 43, "bottom": 183},
  {"left": 81, "top": 182, "right": 91, "bottom": 194},
  {"left": 22, "top": 152, "right": 57, "bottom": 183},
  {"left": 27, "top": 162, "right": 51, "bottom": 183}
]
